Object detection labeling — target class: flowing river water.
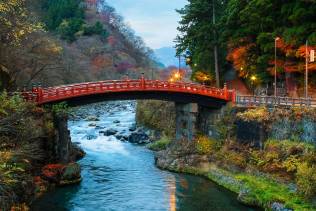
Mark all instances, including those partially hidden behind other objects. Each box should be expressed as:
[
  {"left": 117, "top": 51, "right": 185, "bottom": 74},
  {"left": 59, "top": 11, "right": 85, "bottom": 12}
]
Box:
[{"left": 32, "top": 101, "right": 258, "bottom": 211}]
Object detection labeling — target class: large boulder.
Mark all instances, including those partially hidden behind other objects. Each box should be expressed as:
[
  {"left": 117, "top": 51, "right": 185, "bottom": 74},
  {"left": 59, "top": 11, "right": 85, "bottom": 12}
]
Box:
[
  {"left": 41, "top": 163, "right": 81, "bottom": 186},
  {"left": 128, "top": 131, "right": 150, "bottom": 144},
  {"left": 102, "top": 129, "right": 118, "bottom": 136},
  {"left": 60, "top": 163, "right": 81, "bottom": 185}
]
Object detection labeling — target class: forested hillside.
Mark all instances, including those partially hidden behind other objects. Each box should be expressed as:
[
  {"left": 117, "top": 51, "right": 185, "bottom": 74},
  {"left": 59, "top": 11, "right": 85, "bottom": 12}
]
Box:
[
  {"left": 176, "top": 0, "right": 316, "bottom": 96},
  {"left": 0, "top": 0, "right": 157, "bottom": 90}
]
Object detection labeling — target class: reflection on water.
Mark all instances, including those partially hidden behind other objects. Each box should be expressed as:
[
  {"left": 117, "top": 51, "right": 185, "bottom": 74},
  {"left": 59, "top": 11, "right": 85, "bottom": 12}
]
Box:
[
  {"left": 31, "top": 101, "right": 258, "bottom": 211},
  {"left": 168, "top": 177, "right": 176, "bottom": 211}
]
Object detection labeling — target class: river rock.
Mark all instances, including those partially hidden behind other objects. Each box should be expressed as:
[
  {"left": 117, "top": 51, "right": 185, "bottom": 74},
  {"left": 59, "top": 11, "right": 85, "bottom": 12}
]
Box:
[
  {"left": 41, "top": 163, "right": 81, "bottom": 186},
  {"left": 129, "top": 124, "right": 137, "bottom": 131},
  {"left": 95, "top": 125, "right": 105, "bottom": 130},
  {"left": 85, "top": 116, "right": 100, "bottom": 121},
  {"left": 103, "top": 129, "right": 118, "bottom": 136},
  {"left": 84, "top": 134, "right": 97, "bottom": 140},
  {"left": 88, "top": 123, "right": 97, "bottom": 127},
  {"left": 128, "top": 131, "right": 150, "bottom": 144},
  {"left": 60, "top": 163, "right": 82, "bottom": 186},
  {"left": 115, "top": 134, "right": 123, "bottom": 140}
]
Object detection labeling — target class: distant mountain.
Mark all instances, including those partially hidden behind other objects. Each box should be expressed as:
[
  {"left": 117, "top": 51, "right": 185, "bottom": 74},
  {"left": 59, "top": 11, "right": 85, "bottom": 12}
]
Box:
[{"left": 154, "top": 47, "right": 186, "bottom": 67}]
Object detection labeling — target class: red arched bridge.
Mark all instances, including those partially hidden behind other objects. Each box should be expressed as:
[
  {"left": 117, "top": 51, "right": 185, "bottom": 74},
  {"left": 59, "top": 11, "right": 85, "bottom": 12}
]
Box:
[{"left": 21, "top": 77, "right": 236, "bottom": 108}]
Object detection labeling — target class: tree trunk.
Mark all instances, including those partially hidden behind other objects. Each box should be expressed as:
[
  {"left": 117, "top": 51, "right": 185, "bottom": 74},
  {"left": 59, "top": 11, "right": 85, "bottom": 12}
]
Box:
[{"left": 212, "top": 0, "right": 220, "bottom": 88}]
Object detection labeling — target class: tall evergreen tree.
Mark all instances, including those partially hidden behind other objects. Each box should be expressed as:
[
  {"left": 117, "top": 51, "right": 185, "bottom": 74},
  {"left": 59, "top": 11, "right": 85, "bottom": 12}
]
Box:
[{"left": 175, "top": 0, "right": 227, "bottom": 86}]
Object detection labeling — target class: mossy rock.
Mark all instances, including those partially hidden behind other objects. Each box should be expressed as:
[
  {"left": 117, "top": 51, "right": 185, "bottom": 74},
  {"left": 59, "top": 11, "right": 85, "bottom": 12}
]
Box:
[{"left": 60, "top": 163, "right": 81, "bottom": 182}]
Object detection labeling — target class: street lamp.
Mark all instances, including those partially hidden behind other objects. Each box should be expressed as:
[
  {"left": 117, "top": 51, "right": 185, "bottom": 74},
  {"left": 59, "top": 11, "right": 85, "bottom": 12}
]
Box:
[
  {"left": 274, "top": 37, "right": 280, "bottom": 97},
  {"left": 250, "top": 75, "right": 257, "bottom": 95},
  {"left": 174, "top": 72, "right": 180, "bottom": 80}
]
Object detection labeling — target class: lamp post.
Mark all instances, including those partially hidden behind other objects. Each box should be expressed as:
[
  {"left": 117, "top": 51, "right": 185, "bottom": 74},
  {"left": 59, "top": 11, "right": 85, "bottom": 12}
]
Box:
[
  {"left": 305, "top": 40, "right": 308, "bottom": 99},
  {"left": 274, "top": 37, "right": 280, "bottom": 97}
]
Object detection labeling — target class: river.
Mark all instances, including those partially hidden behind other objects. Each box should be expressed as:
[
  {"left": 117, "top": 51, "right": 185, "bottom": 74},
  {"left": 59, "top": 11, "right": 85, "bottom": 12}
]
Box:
[{"left": 31, "top": 101, "right": 257, "bottom": 211}]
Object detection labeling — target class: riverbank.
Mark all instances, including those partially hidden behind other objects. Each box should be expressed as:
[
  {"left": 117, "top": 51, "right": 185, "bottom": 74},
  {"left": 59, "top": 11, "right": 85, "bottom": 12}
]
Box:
[
  {"left": 136, "top": 100, "right": 316, "bottom": 210},
  {"left": 0, "top": 93, "right": 84, "bottom": 210},
  {"left": 154, "top": 138, "right": 316, "bottom": 210}
]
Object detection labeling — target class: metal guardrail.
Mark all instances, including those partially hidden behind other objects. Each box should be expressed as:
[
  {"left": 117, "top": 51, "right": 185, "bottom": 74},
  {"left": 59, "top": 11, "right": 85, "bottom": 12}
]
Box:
[{"left": 236, "top": 95, "right": 316, "bottom": 107}]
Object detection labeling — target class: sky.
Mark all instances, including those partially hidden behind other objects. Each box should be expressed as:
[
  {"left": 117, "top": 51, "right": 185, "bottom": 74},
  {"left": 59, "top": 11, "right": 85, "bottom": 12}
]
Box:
[{"left": 106, "top": 0, "right": 188, "bottom": 49}]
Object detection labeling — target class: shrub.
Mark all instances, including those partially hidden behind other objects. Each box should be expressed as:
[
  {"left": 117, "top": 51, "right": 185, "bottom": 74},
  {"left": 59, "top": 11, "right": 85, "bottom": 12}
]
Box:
[
  {"left": 51, "top": 102, "right": 68, "bottom": 115},
  {"left": 237, "top": 107, "right": 270, "bottom": 123},
  {"left": 0, "top": 92, "right": 29, "bottom": 116},
  {"left": 296, "top": 162, "right": 316, "bottom": 198},
  {"left": 195, "top": 136, "right": 218, "bottom": 155},
  {"left": 83, "top": 21, "right": 109, "bottom": 38},
  {"left": 58, "top": 18, "right": 84, "bottom": 42},
  {"left": 147, "top": 135, "right": 171, "bottom": 151}
]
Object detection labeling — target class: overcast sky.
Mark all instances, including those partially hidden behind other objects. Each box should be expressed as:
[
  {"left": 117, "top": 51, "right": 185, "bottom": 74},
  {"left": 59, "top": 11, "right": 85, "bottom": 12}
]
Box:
[{"left": 106, "top": 0, "right": 188, "bottom": 49}]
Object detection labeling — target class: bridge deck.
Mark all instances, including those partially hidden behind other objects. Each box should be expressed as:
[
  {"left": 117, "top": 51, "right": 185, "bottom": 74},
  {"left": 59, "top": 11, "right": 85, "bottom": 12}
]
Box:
[{"left": 21, "top": 79, "right": 236, "bottom": 105}]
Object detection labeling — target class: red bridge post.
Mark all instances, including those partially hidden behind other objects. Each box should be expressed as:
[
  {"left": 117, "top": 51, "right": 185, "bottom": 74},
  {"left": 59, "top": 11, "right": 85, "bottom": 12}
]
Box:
[
  {"left": 223, "top": 83, "right": 228, "bottom": 100},
  {"left": 141, "top": 73, "right": 145, "bottom": 89}
]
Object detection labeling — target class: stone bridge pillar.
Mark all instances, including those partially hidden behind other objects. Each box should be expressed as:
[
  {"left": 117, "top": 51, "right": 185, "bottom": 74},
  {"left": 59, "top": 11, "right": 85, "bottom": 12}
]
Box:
[
  {"left": 197, "top": 104, "right": 230, "bottom": 139},
  {"left": 175, "top": 103, "right": 198, "bottom": 141}
]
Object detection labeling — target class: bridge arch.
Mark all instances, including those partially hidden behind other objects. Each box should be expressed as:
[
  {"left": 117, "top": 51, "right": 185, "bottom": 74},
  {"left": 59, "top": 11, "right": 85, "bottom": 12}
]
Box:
[
  {"left": 22, "top": 78, "right": 235, "bottom": 140},
  {"left": 22, "top": 78, "right": 235, "bottom": 108}
]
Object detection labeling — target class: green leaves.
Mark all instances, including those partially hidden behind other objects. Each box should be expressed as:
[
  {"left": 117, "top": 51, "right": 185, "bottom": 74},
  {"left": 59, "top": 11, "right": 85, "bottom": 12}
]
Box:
[{"left": 176, "top": 0, "right": 227, "bottom": 84}]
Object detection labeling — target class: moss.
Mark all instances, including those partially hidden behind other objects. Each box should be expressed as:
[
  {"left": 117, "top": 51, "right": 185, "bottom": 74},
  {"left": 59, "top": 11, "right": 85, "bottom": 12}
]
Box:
[
  {"left": 147, "top": 136, "right": 171, "bottom": 151},
  {"left": 236, "top": 174, "right": 314, "bottom": 210},
  {"left": 174, "top": 164, "right": 315, "bottom": 210}
]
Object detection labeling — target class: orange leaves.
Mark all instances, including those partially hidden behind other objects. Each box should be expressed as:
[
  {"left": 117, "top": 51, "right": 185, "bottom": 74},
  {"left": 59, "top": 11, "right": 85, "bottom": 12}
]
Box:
[
  {"left": 91, "top": 55, "right": 113, "bottom": 74},
  {"left": 227, "top": 44, "right": 255, "bottom": 77}
]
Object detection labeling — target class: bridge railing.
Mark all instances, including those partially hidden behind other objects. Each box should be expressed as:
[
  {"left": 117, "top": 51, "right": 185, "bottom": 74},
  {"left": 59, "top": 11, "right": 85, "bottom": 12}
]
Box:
[
  {"left": 236, "top": 95, "right": 316, "bottom": 107},
  {"left": 20, "top": 79, "right": 236, "bottom": 104}
]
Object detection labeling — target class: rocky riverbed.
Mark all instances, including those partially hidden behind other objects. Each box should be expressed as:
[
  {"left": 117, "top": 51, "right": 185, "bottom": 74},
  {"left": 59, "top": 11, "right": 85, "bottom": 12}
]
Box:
[{"left": 69, "top": 101, "right": 154, "bottom": 145}]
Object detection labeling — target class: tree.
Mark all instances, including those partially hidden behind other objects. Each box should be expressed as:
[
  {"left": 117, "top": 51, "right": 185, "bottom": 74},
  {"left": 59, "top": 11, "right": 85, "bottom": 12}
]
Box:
[
  {"left": 42, "top": 0, "right": 84, "bottom": 30},
  {"left": 221, "top": 0, "right": 316, "bottom": 86},
  {"left": 0, "top": 0, "right": 42, "bottom": 90},
  {"left": 175, "top": 0, "right": 227, "bottom": 87}
]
